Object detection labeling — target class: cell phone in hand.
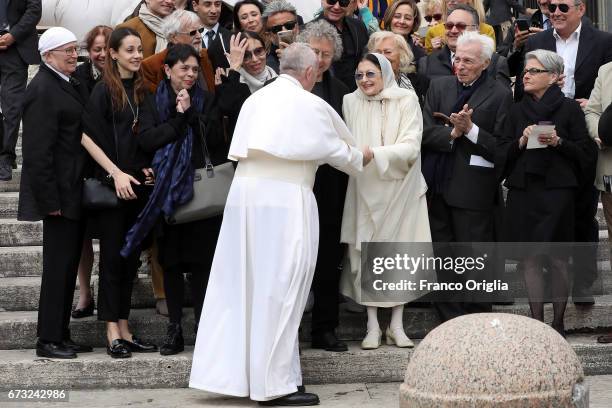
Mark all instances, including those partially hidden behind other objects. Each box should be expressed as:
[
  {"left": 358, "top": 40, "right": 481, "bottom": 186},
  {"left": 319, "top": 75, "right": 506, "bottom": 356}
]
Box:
[
  {"left": 515, "top": 18, "right": 530, "bottom": 32},
  {"left": 277, "top": 30, "right": 294, "bottom": 45},
  {"left": 417, "top": 26, "right": 428, "bottom": 38}
]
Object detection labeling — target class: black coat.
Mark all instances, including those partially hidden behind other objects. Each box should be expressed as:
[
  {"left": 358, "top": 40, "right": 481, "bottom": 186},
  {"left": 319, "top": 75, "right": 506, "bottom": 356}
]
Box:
[
  {"left": 312, "top": 70, "right": 350, "bottom": 117},
  {"left": 4, "top": 0, "right": 40, "bottom": 64},
  {"left": 18, "top": 64, "right": 89, "bottom": 221},
  {"left": 205, "top": 25, "right": 232, "bottom": 70},
  {"left": 418, "top": 46, "right": 511, "bottom": 88},
  {"left": 422, "top": 75, "right": 513, "bottom": 211},
  {"left": 73, "top": 60, "right": 100, "bottom": 94},
  {"left": 498, "top": 96, "right": 597, "bottom": 189},
  {"left": 215, "top": 69, "right": 252, "bottom": 140},
  {"left": 512, "top": 23, "right": 612, "bottom": 101}
]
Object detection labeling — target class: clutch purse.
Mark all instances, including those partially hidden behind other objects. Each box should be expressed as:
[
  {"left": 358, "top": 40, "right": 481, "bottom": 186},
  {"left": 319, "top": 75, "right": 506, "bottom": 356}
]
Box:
[
  {"left": 82, "top": 177, "right": 119, "bottom": 209},
  {"left": 166, "top": 119, "right": 234, "bottom": 224}
]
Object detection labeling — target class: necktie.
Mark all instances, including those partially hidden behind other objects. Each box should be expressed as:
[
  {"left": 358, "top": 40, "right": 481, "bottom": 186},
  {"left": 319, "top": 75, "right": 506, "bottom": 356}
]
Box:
[
  {"left": 205, "top": 31, "right": 215, "bottom": 48},
  {"left": 543, "top": 19, "right": 551, "bottom": 30}
]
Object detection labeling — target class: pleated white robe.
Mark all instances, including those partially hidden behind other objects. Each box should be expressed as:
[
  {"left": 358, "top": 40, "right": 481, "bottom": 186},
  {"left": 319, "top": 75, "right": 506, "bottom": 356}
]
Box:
[{"left": 189, "top": 75, "right": 363, "bottom": 401}]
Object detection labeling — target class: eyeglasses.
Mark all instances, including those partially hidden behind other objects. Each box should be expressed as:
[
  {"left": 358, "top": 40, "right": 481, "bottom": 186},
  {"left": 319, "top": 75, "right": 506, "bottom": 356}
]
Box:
[
  {"left": 424, "top": 13, "right": 443, "bottom": 22},
  {"left": 354, "top": 70, "right": 380, "bottom": 81},
  {"left": 179, "top": 27, "right": 205, "bottom": 36},
  {"left": 51, "top": 46, "right": 81, "bottom": 56},
  {"left": 444, "top": 22, "right": 477, "bottom": 31},
  {"left": 548, "top": 3, "right": 575, "bottom": 13},
  {"left": 268, "top": 21, "right": 297, "bottom": 34},
  {"left": 244, "top": 46, "right": 266, "bottom": 62},
  {"left": 522, "top": 68, "right": 551, "bottom": 76},
  {"left": 326, "top": 0, "right": 352, "bottom": 8}
]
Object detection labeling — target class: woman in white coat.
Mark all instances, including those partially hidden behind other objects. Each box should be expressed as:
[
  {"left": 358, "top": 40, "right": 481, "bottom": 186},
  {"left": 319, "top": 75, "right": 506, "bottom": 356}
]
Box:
[{"left": 340, "top": 53, "right": 433, "bottom": 350}]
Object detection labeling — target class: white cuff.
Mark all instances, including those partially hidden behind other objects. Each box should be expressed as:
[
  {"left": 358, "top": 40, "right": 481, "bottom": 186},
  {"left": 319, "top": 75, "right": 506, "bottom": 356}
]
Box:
[{"left": 465, "top": 124, "right": 479, "bottom": 144}]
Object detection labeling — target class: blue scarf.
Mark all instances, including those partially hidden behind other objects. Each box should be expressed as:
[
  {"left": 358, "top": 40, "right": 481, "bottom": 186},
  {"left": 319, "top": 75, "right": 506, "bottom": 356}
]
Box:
[{"left": 121, "top": 80, "right": 204, "bottom": 257}]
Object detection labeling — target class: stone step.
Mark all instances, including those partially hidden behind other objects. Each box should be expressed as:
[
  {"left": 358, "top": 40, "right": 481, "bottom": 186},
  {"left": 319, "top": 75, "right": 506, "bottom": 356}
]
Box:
[
  {"left": 0, "top": 192, "right": 19, "bottom": 218},
  {"left": 0, "top": 166, "right": 21, "bottom": 193},
  {"left": 0, "top": 335, "right": 609, "bottom": 389},
  {"left": 0, "top": 275, "right": 167, "bottom": 312},
  {"left": 0, "top": 245, "right": 151, "bottom": 278},
  {"left": 2, "top": 300, "right": 612, "bottom": 350}
]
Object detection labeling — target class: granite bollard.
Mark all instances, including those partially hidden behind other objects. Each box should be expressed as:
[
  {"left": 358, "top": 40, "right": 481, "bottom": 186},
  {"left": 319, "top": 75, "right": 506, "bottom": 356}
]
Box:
[{"left": 400, "top": 313, "right": 588, "bottom": 407}]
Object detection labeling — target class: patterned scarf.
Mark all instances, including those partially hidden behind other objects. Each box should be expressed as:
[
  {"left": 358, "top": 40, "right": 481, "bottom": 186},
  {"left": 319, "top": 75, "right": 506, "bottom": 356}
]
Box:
[
  {"left": 121, "top": 80, "right": 204, "bottom": 257},
  {"left": 139, "top": 4, "right": 168, "bottom": 53}
]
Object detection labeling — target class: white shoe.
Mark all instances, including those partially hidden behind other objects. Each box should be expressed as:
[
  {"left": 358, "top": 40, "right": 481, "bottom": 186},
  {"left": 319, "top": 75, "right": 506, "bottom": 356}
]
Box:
[
  {"left": 386, "top": 327, "right": 414, "bottom": 348},
  {"left": 361, "top": 329, "right": 382, "bottom": 350}
]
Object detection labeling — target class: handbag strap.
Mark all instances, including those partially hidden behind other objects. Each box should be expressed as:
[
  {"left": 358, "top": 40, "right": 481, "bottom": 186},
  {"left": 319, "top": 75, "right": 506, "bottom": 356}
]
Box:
[{"left": 197, "top": 117, "right": 215, "bottom": 178}]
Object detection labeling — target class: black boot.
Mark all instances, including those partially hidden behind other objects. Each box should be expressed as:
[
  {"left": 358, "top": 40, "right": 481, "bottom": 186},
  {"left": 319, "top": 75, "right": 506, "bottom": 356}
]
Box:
[{"left": 160, "top": 323, "right": 184, "bottom": 355}]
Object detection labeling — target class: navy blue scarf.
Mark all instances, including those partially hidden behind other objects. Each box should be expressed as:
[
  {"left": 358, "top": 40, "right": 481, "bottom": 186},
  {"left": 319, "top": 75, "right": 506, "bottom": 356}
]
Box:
[{"left": 121, "top": 80, "right": 204, "bottom": 257}]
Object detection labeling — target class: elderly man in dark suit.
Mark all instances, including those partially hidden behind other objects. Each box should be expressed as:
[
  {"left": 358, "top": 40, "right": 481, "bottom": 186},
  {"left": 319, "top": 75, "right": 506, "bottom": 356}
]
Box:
[
  {"left": 0, "top": 0, "right": 40, "bottom": 181},
  {"left": 512, "top": 0, "right": 612, "bottom": 306},
  {"left": 418, "top": 4, "right": 510, "bottom": 87},
  {"left": 422, "top": 31, "right": 513, "bottom": 322},
  {"left": 193, "top": 0, "right": 231, "bottom": 70},
  {"left": 18, "top": 27, "right": 92, "bottom": 359}
]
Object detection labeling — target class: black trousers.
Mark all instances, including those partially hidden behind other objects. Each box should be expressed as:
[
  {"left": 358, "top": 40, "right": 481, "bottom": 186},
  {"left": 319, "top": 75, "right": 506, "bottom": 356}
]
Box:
[
  {"left": 96, "top": 201, "right": 143, "bottom": 322},
  {"left": 37, "top": 215, "right": 85, "bottom": 343},
  {"left": 428, "top": 194, "right": 494, "bottom": 322},
  {"left": 0, "top": 47, "right": 27, "bottom": 165},
  {"left": 572, "top": 185, "right": 600, "bottom": 294},
  {"left": 311, "top": 229, "right": 344, "bottom": 337}
]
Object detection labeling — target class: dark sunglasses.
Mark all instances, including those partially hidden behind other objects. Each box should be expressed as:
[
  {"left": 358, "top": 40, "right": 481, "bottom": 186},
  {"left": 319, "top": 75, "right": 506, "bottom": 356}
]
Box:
[
  {"left": 444, "top": 22, "right": 477, "bottom": 31},
  {"left": 269, "top": 21, "right": 297, "bottom": 34},
  {"left": 180, "top": 27, "right": 205, "bottom": 36},
  {"left": 354, "top": 70, "right": 380, "bottom": 81},
  {"left": 548, "top": 3, "right": 573, "bottom": 13},
  {"left": 522, "top": 68, "right": 551, "bottom": 76},
  {"left": 244, "top": 46, "right": 266, "bottom": 61},
  {"left": 326, "top": 0, "right": 352, "bottom": 7},
  {"left": 424, "top": 13, "right": 443, "bottom": 22}
]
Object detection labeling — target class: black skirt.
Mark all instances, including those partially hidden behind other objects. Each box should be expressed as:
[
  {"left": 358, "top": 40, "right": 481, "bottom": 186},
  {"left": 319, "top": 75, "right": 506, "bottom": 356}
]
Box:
[{"left": 504, "top": 174, "right": 575, "bottom": 243}]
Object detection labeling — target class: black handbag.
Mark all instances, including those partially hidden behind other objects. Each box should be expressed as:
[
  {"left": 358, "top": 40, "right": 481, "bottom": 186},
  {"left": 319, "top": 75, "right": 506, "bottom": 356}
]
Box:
[
  {"left": 165, "top": 118, "right": 234, "bottom": 224},
  {"left": 82, "top": 110, "right": 121, "bottom": 209}
]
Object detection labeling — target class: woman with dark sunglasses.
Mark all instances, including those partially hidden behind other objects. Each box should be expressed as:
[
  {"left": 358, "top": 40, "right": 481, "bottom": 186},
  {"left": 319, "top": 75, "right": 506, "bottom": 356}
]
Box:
[
  {"left": 423, "top": 0, "right": 444, "bottom": 27},
  {"left": 214, "top": 31, "right": 277, "bottom": 137},
  {"left": 382, "top": 0, "right": 426, "bottom": 63}
]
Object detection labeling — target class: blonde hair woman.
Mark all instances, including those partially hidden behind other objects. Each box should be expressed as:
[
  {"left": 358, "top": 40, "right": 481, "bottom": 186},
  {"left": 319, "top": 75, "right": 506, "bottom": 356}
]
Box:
[{"left": 424, "top": 0, "right": 495, "bottom": 53}]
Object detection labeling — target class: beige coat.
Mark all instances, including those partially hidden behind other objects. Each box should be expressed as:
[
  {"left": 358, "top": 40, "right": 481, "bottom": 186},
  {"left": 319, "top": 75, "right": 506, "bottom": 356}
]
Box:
[
  {"left": 585, "top": 61, "right": 612, "bottom": 192},
  {"left": 339, "top": 90, "right": 433, "bottom": 306}
]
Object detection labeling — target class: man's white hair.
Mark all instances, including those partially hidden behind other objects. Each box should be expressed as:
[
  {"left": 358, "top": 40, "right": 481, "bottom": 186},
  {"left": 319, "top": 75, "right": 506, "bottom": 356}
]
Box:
[
  {"left": 280, "top": 43, "right": 317, "bottom": 76},
  {"left": 456, "top": 31, "right": 494, "bottom": 62},
  {"left": 162, "top": 10, "right": 202, "bottom": 40}
]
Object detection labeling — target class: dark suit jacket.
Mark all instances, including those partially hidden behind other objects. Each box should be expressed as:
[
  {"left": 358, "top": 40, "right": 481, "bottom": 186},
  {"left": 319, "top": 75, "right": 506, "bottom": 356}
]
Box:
[
  {"left": 498, "top": 97, "right": 597, "bottom": 190},
  {"left": 206, "top": 25, "right": 232, "bottom": 70},
  {"left": 418, "top": 46, "right": 511, "bottom": 88},
  {"left": 484, "top": 0, "right": 523, "bottom": 26},
  {"left": 512, "top": 23, "right": 612, "bottom": 101},
  {"left": 422, "top": 75, "right": 513, "bottom": 210},
  {"left": 18, "top": 64, "right": 89, "bottom": 221},
  {"left": 5, "top": 0, "right": 41, "bottom": 64}
]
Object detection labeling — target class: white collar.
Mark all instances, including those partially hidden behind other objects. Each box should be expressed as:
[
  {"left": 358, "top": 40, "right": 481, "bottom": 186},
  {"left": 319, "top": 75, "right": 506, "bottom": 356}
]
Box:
[
  {"left": 204, "top": 23, "right": 219, "bottom": 35},
  {"left": 553, "top": 22, "right": 582, "bottom": 41},
  {"left": 279, "top": 74, "right": 304, "bottom": 89},
  {"left": 45, "top": 63, "right": 70, "bottom": 82}
]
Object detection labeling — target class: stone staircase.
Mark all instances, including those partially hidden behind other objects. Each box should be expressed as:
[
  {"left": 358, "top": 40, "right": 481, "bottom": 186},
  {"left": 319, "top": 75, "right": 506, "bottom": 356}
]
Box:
[{"left": 1, "top": 136, "right": 612, "bottom": 389}]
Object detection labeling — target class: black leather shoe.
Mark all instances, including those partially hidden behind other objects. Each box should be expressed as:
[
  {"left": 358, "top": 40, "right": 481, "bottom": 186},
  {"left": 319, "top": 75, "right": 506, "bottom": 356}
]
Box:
[
  {"left": 160, "top": 323, "right": 184, "bottom": 356},
  {"left": 311, "top": 331, "right": 348, "bottom": 352},
  {"left": 36, "top": 339, "right": 77, "bottom": 359},
  {"left": 121, "top": 336, "right": 158, "bottom": 353},
  {"left": 573, "top": 296, "right": 595, "bottom": 307},
  {"left": 107, "top": 339, "right": 131, "bottom": 358},
  {"left": 63, "top": 338, "right": 93, "bottom": 353},
  {"left": 71, "top": 301, "right": 94, "bottom": 318},
  {"left": 258, "top": 391, "right": 320, "bottom": 406}
]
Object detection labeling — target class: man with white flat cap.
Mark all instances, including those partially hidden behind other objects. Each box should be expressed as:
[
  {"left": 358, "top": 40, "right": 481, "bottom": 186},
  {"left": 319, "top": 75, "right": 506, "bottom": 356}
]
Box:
[{"left": 18, "top": 26, "right": 92, "bottom": 359}]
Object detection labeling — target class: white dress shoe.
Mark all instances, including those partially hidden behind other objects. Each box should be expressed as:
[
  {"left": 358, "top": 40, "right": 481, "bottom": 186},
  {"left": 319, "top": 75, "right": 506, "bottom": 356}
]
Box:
[
  {"left": 386, "top": 327, "right": 414, "bottom": 348},
  {"left": 361, "top": 329, "right": 382, "bottom": 350}
]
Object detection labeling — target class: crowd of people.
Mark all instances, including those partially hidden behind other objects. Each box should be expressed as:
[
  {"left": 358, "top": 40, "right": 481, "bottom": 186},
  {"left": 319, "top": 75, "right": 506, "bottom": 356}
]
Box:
[{"left": 1, "top": 0, "right": 612, "bottom": 406}]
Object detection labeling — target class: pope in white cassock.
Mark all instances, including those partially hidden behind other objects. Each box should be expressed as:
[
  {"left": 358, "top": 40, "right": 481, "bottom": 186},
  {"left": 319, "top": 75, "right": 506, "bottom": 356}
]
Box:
[{"left": 189, "top": 43, "right": 367, "bottom": 406}]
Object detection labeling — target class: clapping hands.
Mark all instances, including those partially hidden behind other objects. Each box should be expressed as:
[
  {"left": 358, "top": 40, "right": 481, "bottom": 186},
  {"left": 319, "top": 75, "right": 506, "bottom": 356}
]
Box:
[{"left": 449, "top": 104, "right": 474, "bottom": 138}]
